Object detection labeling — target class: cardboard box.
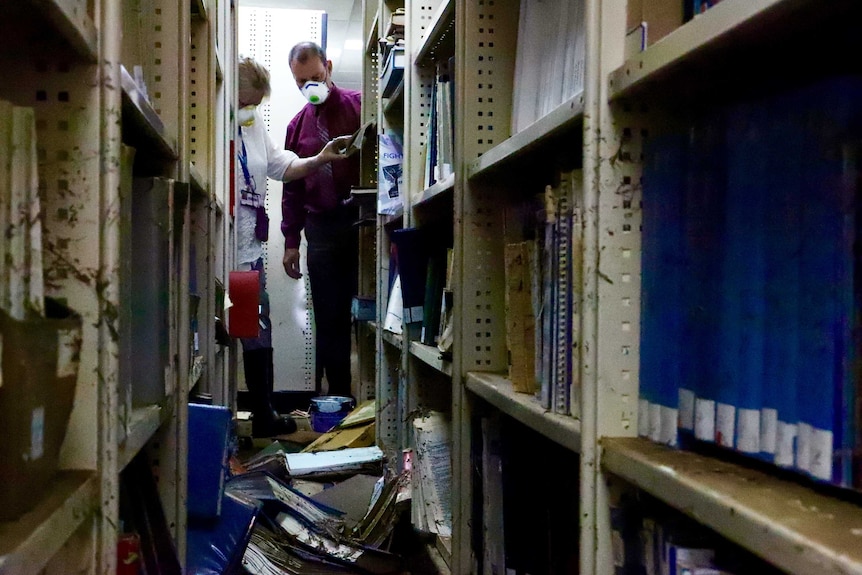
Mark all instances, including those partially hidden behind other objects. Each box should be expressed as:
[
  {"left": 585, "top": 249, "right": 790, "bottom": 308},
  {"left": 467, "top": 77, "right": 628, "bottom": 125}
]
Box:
[
  {"left": 627, "top": 0, "right": 684, "bottom": 48},
  {"left": 0, "top": 299, "right": 83, "bottom": 520}
]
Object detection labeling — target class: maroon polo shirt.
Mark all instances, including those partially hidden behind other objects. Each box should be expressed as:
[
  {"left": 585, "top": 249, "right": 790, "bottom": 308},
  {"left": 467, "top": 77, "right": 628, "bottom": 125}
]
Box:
[{"left": 281, "top": 84, "right": 362, "bottom": 249}]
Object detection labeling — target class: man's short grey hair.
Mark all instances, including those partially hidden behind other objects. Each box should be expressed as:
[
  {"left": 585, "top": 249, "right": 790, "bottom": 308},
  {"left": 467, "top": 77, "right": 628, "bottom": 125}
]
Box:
[
  {"left": 289, "top": 42, "right": 327, "bottom": 66},
  {"left": 238, "top": 56, "right": 271, "bottom": 98}
]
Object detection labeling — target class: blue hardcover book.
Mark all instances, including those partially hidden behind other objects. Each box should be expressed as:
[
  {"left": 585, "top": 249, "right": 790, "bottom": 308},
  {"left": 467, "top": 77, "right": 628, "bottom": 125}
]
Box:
[
  {"left": 797, "top": 78, "right": 862, "bottom": 484},
  {"left": 723, "top": 100, "right": 767, "bottom": 456},
  {"left": 796, "top": 84, "right": 836, "bottom": 481},
  {"left": 762, "top": 90, "right": 802, "bottom": 466},
  {"left": 825, "top": 80, "right": 862, "bottom": 487},
  {"left": 641, "top": 133, "right": 685, "bottom": 446},
  {"left": 639, "top": 136, "right": 663, "bottom": 440},
  {"left": 658, "top": 136, "right": 686, "bottom": 448},
  {"left": 683, "top": 113, "right": 726, "bottom": 449}
]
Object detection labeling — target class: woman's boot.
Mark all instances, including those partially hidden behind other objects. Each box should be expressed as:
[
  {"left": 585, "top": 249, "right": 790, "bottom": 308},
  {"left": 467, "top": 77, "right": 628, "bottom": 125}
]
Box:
[{"left": 243, "top": 348, "right": 297, "bottom": 437}]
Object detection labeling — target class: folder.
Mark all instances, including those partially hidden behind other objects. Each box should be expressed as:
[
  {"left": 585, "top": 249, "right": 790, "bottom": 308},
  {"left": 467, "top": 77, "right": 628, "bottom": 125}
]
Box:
[
  {"left": 388, "top": 228, "right": 430, "bottom": 325},
  {"left": 228, "top": 270, "right": 260, "bottom": 338}
]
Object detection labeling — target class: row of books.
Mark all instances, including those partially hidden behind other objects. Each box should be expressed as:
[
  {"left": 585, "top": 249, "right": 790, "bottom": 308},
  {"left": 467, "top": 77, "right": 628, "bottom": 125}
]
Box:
[
  {"left": 479, "top": 414, "right": 580, "bottom": 574},
  {"left": 512, "top": 0, "right": 586, "bottom": 133},
  {"left": 612, "top": 493, "right": 786, "bottom": 575},
  {"left": 422, "top": 57, "right": 455, "bottom": 190},
  {"left": 639, "top": 76, "right": 862, "bottom": 487},
  {"left": 505, "top": 169, "right": 584, "bottom": 417},
  {"left": 385, "top": 227, "right": 454, "bottom": 353}
]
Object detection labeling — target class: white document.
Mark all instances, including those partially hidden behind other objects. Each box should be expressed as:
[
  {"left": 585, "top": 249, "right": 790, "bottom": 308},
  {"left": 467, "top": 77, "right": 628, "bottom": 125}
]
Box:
[
  {"left": 285, "top": 445, "right": 384, "bottom": 477},
  {"left": 413, "top": 411, "right": 452, "bottom": 537}
]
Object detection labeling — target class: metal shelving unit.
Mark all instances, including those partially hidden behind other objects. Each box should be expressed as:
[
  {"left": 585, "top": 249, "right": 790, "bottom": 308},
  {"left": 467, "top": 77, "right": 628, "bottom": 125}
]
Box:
[
  {"left": 364, "top": 0, "right": 862, "bottom": 573},
  {"left": 0, "top": 0, "right": 232, "bottom": 571}
]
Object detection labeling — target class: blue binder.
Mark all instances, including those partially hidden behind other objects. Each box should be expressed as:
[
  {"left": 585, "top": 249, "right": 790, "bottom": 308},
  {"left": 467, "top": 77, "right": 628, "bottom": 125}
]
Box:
[
  {"left": 187, "top": 490, "right": 261, "bottom": 575},
  {"left": 188, "top": 403, "right": 233, "bottom": 519}
]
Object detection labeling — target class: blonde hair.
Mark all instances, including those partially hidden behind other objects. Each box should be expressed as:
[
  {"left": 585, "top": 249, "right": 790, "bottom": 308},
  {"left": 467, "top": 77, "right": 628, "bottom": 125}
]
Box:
[{"left": 238, "top": 57, "right": 271, "bottom": 99}]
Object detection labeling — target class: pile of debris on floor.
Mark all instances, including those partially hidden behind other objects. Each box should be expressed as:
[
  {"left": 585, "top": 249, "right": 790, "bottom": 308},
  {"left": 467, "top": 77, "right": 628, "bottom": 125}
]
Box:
[{"left": 184, "top": 399, "right": 444, "bottom": 575}]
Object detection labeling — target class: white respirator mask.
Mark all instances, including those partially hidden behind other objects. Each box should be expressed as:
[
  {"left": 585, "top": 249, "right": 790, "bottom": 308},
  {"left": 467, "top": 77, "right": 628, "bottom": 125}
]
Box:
[
  {"left": 237, "top": 105, "right": 257, "bottom": 127},
  {"left": 300, "top": 81, "right": 330, "bottom": 105}
]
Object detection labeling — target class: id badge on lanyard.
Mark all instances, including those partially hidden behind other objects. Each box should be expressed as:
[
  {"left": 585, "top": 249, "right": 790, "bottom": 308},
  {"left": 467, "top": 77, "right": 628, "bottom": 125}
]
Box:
[{"left": 238, "top": 134, "right": 263, "bottom": 208}]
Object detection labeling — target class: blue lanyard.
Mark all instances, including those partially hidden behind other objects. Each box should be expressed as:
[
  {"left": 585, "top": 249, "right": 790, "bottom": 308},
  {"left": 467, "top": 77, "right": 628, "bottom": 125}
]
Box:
[{"left": 238, "top": 130, "right": 253, "bottom": 190}]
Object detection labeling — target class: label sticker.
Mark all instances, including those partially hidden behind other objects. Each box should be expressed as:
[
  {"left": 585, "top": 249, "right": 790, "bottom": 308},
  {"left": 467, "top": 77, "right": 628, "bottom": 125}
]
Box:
[{"left": 30, "top": 406, "right": 45, "bottom": 460}]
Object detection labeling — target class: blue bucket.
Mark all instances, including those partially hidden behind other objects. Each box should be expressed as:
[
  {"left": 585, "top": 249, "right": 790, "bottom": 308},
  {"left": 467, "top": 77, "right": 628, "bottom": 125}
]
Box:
[{"left": 309, "top": 396, "right": 356, "bottom": 432}]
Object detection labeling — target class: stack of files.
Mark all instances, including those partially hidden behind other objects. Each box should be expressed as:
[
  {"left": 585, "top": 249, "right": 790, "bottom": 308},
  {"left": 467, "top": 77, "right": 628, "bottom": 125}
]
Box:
[
  {"left": 228, "top": 470, "right": 403, "bottom": 574},
  {"left": 242, "top": 525, "right": 359, "bottom": 574},
  {"left": 384, "top": 7, "right": 405, "bottom": 41},
  {"left": 511, "top": 0, "right": 586, "bottom": 133},
  {"left": 637, "top": 76, "right": 862, "bottom": 489},
  {"left": 411, "top": 411, "right": 452, "bottom": 537},
  {"left": 121, "top": 453, "right": 182, "bottom": 574}
]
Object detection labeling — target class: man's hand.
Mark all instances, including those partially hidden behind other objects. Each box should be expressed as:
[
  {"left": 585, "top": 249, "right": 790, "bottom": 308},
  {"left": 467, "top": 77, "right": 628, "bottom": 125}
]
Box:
[
  {"left": 282, "top": 135, "right": 352, "bottom": 182},
  {"left": 318, "top": 135, "right": 352, "bottom": 163},
  {"left": 283, "top": 248, "right": 302, "bottom": 279}
]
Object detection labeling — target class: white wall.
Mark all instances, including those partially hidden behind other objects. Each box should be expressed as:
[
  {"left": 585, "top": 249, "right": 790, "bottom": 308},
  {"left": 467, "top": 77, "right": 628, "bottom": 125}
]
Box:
[{"left": 239, "top": 6, "right": 324, "bottom": 392}]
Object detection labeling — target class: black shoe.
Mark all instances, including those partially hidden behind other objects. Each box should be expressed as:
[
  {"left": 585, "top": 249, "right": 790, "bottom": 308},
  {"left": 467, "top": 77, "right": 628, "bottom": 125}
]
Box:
[
  {"left": 244, "top": 348, "right": 298, "bottom": 437},
  {"left": 252, "top": 413, "right": 297, "bottom": 438}
]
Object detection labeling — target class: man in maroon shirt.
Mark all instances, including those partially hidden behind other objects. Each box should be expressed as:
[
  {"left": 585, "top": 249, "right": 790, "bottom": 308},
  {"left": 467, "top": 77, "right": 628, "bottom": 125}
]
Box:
[{"left": 282, "top": 41, "right": 361, "bottom": 400}]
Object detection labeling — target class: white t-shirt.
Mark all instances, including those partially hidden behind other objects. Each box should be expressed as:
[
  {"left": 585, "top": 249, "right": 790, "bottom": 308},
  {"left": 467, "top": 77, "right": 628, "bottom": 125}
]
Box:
[{"left": 236, "top": 109, "right": 298, "bottom": 265}]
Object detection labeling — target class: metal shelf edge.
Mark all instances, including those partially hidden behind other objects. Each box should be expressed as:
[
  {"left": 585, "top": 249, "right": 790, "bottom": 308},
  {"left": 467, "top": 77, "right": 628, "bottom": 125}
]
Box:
[
  {"left": 119, "top": 404, "right": 163, "bottom": 470},
  {"left": 34, "top": 0, "right": 98, "bottom": 62},
  {"left": 367, "top": 11, "right": 380, "bottom": 56},
  {"left": 383, "top": 329, "right": 403, "bottom": 350},
  {"left": 414, "top": 0, "right": 455, "bottom": 66},
  {"left": 120, "top": 65, "right": 179, "bottom": 159},
  {"left": 414, "top": 173, "right": 455, "bottom": 207},
  {"left": 468, "top": 93, "right": 585, "bottom": 180},
  {"left": 409, "top": 340, "right": 453, "bottom": 377},
  {"left": 0, "top": 471, "right": 98, "bottom": 575},
  {"left": 608, "top": 0, "right": 800, "bottom": 99},
  {"left": 466, "top": 372, "right": 581, "bottom": 453},
  {"left": 602, "top": 437, "right": 862, "bottom": 575}
]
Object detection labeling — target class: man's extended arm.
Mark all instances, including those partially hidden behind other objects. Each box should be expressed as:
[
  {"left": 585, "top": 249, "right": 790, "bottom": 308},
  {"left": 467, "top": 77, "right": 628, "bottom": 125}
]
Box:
[{"left": 282, "top": 135, "right": 350, "bottom": 182}]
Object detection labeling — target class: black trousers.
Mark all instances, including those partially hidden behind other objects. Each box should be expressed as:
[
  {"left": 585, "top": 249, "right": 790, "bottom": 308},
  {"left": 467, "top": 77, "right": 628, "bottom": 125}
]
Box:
[{"left": 305, "top": 209, "right": 358, "bottom": 398}]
